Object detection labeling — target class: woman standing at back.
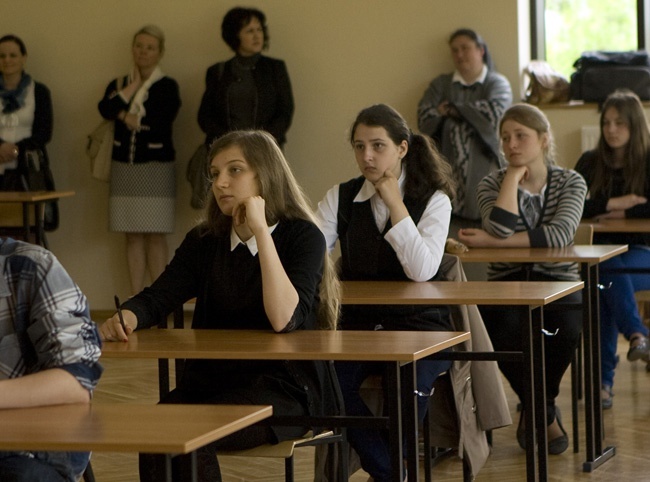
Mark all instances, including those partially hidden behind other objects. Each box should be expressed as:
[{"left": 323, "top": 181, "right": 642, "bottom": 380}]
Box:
[
  {"left": 417, "top": 28, "right": 512, "bottom": 235},
  {"left": 198, "top": 7, "right": 293, "bottom": 148},
  {"left": 574, "top": 89, "right": 650, "bottom": 409},
  {"left": 98, "top": 25, "right": 181, "bottom": 295}
]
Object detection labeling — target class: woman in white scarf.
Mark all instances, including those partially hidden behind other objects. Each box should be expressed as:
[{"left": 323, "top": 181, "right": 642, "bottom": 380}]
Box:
[{"left": 98, "top": 25, "right": 181, "bottom": 295}]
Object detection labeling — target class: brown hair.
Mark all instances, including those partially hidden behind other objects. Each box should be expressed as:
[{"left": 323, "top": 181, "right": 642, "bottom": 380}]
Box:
[
  {"left": 589, "top": 89, "right": 650, "bottom": 197},
  {"left": 204, "top": 130, "right": 340, "bottom": 330},
  {"left": 499, "top": 103, "right": 556, "bottom": 166}
]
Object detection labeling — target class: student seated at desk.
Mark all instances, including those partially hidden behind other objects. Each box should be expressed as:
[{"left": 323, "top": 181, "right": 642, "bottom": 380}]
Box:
[
  {"left": 316, "top": 104, "right": 455, "bottom": 482},
  {"left": 99, "top": 130, "right": 340, "bottom": 482},
  {"left": 459, "top": 103, "right": 587, "bottom": 455},
  {"left": 0, "top": 238, "right": 103, "bottom": 482},
  {"left": 575, "top": 90, "right": 650, "bottom": 409}
]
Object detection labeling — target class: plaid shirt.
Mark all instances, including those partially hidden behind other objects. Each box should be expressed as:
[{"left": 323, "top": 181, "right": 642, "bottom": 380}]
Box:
[
  {"left": 0, "top": 238, "right": 102, "bottom": 482},
  {"left": 0, "top": 238, "right": 102, "bottom": 385}
]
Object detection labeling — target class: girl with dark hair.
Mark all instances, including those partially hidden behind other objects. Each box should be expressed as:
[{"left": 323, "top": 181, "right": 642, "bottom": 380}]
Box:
[
  {"left": 100, "top": 130, "right": 340, "bottom": 482},
  {"left": 574, "top": 89, "right": 650, "bottom": 408},
  {"left": 418, "top": 28, "right": 512, "bottom": 235},
  {"left": 316, "top": 104, "right": 455, "bottom": 482},
  {"left": 198, "top": 7, "right": 294, "bottom": 148},
  {"left": 459, "top": 103, "right": 587, "bottom": 454}
]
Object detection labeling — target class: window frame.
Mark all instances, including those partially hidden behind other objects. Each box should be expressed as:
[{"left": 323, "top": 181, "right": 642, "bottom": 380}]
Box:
[{"left": 531, "top": 0, "right": 650, "bottom": 60}]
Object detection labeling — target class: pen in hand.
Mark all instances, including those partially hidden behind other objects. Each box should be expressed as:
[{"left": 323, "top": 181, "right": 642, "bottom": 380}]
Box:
[{"left": 114, "top": 295, "right": 128, "bottom": 336}]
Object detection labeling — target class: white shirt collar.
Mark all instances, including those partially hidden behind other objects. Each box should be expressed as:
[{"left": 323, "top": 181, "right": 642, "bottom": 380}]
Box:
[
  {"left": 452, "top": 64, "right": 488, "bottom": 86},
  {"left": 230, "top": 222, "right": 279, "bottom": 255},
  {"left": 353, "top": 168, "right": 406, "bottom": 203}
]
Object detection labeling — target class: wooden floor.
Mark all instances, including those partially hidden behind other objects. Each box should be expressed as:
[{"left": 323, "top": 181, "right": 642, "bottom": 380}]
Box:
[{"left": 91, "top": 334, "right": 650, "bottom": 481}]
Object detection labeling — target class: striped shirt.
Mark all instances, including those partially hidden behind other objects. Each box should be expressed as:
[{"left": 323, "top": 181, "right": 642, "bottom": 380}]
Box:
[{"left": 477, "top": 166, "right": 587, "bottom": 280}]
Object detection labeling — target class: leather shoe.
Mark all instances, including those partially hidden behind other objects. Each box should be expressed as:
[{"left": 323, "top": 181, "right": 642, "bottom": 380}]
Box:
[
  {"left": 516, "top": 410, "right": 526, "bottom": 449},
  {"left": 548, "top": 408, "right": 569, "bottom": 455}
]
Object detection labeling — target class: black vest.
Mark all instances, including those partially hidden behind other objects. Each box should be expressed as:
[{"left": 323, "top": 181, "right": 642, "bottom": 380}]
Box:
[{"left": 336, "top": 176, "right": 450, "bottom": 331}]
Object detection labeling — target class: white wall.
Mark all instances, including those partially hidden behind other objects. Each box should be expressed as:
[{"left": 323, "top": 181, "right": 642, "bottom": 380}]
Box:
[{"left": 7, "top": 0, "right": 529, "bottom": 309}]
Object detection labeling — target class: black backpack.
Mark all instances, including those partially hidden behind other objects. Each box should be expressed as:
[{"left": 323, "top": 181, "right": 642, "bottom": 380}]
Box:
[{"left": 570, "top": 50, "right": 650, "bottom": 103}]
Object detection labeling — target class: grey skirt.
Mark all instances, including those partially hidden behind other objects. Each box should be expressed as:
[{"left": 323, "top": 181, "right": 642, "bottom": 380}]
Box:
[{"left": 109, "top": 160, "right": 175, "bottom": 233}]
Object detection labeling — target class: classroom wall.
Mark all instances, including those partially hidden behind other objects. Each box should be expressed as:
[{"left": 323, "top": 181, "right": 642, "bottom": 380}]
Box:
[{"left": 6, "top": 0, "right": 543, "bottom": 310}]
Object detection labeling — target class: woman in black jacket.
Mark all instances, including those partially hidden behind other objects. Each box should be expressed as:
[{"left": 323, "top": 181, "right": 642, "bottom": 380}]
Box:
[
  {"left": 98, "top": 25, "right": 181, "bottom": 295},
  {"left": 198, "top": 7, "right": 294, "bottom": 148}
]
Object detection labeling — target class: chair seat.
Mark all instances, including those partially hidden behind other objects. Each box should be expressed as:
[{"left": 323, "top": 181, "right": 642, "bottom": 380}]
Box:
[{"left": 218, "top": 430, "right": 335, "bottom": 459}]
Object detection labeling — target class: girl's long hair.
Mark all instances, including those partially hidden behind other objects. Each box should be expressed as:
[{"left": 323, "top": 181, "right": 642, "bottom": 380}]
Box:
[
  {"left": 203, "top": 130, "right": 340, "bottom": 330},
  {"left": 590, "top": 89, "right": 650, "bottom": 197},
  {"left": 350, "top": 104, "right": 456, "bottom": 203}
]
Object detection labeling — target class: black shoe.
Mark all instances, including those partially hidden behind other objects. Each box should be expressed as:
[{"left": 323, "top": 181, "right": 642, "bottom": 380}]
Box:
[
  {"left": 516, "top": 410, "right": 526, "bottom": 450},
  {"left": 548, "top": 408, "right": 569, "bottom": 455}
]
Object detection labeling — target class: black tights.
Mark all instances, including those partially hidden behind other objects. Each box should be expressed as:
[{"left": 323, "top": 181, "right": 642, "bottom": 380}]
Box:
[{"left": 479, "top": 272, "right": 582, "bottom": 424}]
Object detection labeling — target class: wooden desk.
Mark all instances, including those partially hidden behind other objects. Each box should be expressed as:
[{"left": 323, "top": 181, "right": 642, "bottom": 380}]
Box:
[
  {"left": 102, "top": 328, "right": 469, "bottom": 482},
  {"left": 458, "top": 246, "right": 625, "bottom": 474},
  {"left": 0, "top": 190, "right": 75, "bottom": 247},
  {"left": 0, "top": 402, "right": 272, "bottom": 481},
  {"left": 342, "top": 280, "right": 583, "bottom": 482},
  {"left": 587, "top": 218, "right": 650, "bottom": 233}
]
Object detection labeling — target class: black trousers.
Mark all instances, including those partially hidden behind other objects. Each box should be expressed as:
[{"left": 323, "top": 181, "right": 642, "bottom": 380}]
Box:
[{"left": 479, "top": 270, "right": 582, "bottom": 424}]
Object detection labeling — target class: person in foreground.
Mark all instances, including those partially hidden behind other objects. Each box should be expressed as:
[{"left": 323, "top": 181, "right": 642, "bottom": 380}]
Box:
[
  {"left": 574, "top": 89, "right": 650, "bottom": 409},
  {"left": 458, "top": 103, "right": 587, "bottom": 455},
  {"left": 98, "top": 25, "right": 181, "bottom": 295},
  {"left": 316, "top": 104, "right": 455, "bottom": 481},
  {"left": 0, "top": 238, "right": 103, "bottom": 482},
  {"left": 99, "top": 130, "right": 340, "bottom": 482},
  {"left": 417, "top": 28, "right": 512, "bottom": 234}
]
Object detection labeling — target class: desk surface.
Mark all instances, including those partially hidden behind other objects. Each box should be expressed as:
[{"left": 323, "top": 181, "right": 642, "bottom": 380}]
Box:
[
  {"left": 456, "top": 244, "right": 627, "bottom": 264},
  {"left": 0, "top": 190, "right": 75, "bottom": 202},
  {"left": 101, "top": 329, "right": 470, "bottom": 363},
  {"left": 341, "top": 280, "right": 583, "bottom": 306},
  {"left": 586, "top": 218, "right": 650, "bottom": 233},
  {"left": 0, "top": 403, "right": 272, "bottom": 453}
]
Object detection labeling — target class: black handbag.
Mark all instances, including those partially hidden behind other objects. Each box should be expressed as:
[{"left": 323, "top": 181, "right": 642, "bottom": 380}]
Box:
[{"left": 0, "top": 148, "right": 60, "bottom": 231}]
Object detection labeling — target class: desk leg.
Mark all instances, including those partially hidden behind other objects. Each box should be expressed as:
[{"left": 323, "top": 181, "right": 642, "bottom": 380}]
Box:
[
  {"left": 21, "top": 203, "right": 30, "bottom": 243},
  {"left": 33, "top": 202, "right": 47, "bottom": 248},
  {"left": 401, "top": 361, "right": 419, "bottom": 482},
  {"left": 385, "top": 362, "right": 404, "bottom": 482},
  {"left": 160, "top": 454, "right": 172, "bottom": 482},
  {"left": 523, "top": 305, "right": 539, "bottom": 481},
  {"left": 173, "top": 451, "right": 197, "bottom": 482},
  {"left": 531, "top": 305, "right": 548, "bottom": 481},
  {"left": 582, "top": 264, "right": 616, "bottom": 471}
]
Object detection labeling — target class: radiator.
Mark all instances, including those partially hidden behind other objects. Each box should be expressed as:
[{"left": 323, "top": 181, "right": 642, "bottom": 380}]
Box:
[{"left": 581, "top": 125, "right": 600, "bottom": 151}]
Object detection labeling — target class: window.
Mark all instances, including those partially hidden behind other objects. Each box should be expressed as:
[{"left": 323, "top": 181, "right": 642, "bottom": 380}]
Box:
[{"left": 532, "top": 0, "right": 650, "bottom": 78}]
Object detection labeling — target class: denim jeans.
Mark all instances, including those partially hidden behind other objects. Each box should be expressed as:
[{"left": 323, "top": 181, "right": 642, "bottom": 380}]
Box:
[
  {"left": 335, "top": 358, "right": 451, "bottom": 482},
  {"left": 0, "top": 451, "right": 87, "bottom": 482},
  {"left": 598, "top": 246, "right": 650, "bottom": 387}
]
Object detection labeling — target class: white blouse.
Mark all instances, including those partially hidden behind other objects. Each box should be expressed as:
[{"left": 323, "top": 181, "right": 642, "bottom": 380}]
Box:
[{"left": 316, "top": 169, "right": 452, "bottom": 281}]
